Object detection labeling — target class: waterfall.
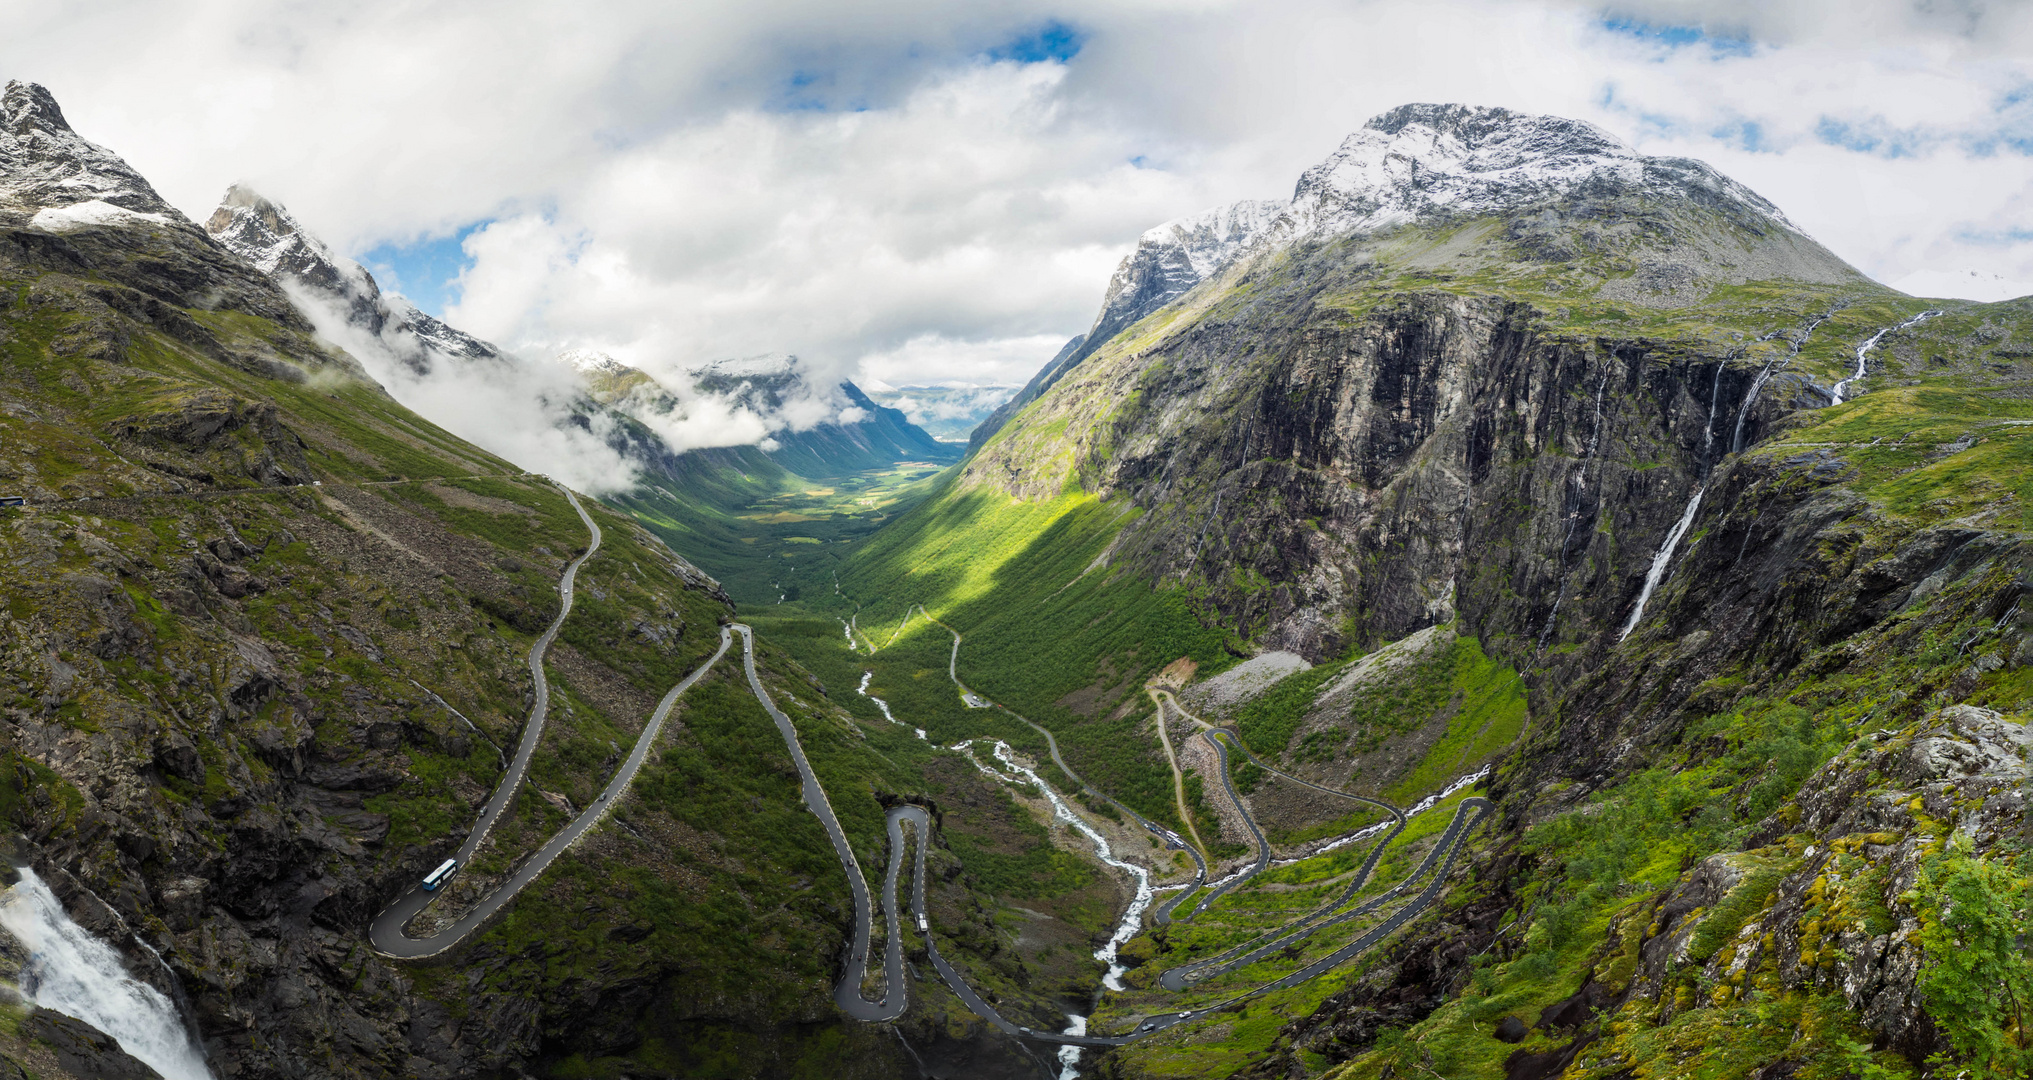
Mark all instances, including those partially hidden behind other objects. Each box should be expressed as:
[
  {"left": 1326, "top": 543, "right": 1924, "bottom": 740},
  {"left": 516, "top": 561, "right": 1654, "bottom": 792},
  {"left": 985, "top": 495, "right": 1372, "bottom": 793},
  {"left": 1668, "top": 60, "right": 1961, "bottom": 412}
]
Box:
[
  {"left": 1057, "top": 1013, "right": 1088, "bottom": 1079},
  {"left": 1701, "top": 363, "right": 1724, "bottom": 467},
  {"left": 1618, "top": 487, "right": 1704, "bottom": 642},
  {"left": 0, "top": 868, "right": 212, "bottom": 1080},
  {"left": 1832, "top": 310, "right": 1944, "bottom": 404},
  {"left": 1733, "top": 312, "right": 1833, "bottom": 454}
]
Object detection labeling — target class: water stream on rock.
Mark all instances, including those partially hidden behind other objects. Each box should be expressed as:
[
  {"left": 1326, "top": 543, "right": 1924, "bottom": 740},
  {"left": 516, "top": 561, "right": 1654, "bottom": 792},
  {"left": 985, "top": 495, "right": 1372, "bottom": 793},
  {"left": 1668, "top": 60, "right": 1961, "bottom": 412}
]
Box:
[
  {"left": 1618, "top": 487, "right": 1704, "bottom": 642},
  {"left": 1832, "top": 310, "right": 1944, "bottom": 404},
  {"left": 1057, "top": 1013, "right": 1089, "bottom": 1079},
  {"left": 1733, "top": 314, "right": 1832, "bottom": 455},
  {"left": 0, "top": 868, "right": 212, "bottom": 1080},
  {"left": 1620, "top": 360, "right": 1735, "bottom": 643}
]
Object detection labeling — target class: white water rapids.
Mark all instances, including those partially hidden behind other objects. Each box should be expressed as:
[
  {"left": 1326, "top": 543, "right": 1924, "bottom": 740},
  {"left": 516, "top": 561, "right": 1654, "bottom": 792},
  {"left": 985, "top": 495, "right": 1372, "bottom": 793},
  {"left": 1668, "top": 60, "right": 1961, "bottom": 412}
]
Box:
[
  {"left": 1057, "top": 1013, "right": 1088, "bottom": 1079},
  {"left": 0, "top": 868, "right": 212, "bottom": 1080},
  {"left": 985, "top": 742, "right": 1155, "bottom": 991},
  {"left": 947, "top": 739, "right": 1156, "bottom": 1079}
]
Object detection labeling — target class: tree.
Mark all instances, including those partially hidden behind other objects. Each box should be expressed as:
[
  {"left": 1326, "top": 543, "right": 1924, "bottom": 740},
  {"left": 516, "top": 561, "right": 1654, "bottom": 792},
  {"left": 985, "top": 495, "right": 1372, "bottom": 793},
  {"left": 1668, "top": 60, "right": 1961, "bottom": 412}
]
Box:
[{"left": 1913, "top": 836, "right": 2033, "bottom": 1078}]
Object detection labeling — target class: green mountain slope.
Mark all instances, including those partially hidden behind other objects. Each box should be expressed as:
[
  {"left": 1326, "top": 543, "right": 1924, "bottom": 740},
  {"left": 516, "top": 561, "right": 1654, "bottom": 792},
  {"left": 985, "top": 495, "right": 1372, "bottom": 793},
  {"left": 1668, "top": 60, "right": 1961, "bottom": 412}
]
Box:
[
  {"left": 0, "top": 81, "right": 1090, "bottom": 1080},
  {"left": 802, "top": 108, "right": 2033, "bottom": 1080}
]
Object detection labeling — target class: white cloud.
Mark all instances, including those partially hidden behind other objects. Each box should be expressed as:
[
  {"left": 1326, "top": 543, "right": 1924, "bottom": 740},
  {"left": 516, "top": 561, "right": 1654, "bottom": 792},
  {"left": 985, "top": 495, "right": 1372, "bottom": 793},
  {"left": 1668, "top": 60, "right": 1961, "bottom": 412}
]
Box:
[
  {"left": 279, "top": 282, "right": 645, "bottom": 495},
  {"left": 5, "top": 0, "right": 2031, "bottom": 411}
]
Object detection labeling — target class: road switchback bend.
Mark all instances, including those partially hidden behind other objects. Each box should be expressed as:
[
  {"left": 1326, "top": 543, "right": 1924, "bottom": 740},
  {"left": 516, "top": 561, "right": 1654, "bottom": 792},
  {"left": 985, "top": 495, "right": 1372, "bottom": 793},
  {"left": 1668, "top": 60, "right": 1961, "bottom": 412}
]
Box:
[{"left": 369, "top": 490, "right": 727, "bottom": 958}]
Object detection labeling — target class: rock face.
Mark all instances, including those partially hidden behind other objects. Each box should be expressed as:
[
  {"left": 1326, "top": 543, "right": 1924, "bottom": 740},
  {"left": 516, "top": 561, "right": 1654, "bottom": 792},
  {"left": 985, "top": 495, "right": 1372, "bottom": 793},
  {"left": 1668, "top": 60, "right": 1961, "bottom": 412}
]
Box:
[{"left": 25, "top": 1012, "right": 165, "bottom": 1080}]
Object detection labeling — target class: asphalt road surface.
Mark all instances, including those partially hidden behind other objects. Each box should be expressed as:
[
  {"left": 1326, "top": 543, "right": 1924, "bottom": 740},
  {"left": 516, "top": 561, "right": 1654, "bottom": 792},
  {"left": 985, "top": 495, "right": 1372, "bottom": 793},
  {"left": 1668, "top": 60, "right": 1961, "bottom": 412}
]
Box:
[
  {"left": 811, "top": 607, "right": 1494, "bottom": 1050},
  {"left": 369, "top": 491, "right": 728, "bottom": 958}
]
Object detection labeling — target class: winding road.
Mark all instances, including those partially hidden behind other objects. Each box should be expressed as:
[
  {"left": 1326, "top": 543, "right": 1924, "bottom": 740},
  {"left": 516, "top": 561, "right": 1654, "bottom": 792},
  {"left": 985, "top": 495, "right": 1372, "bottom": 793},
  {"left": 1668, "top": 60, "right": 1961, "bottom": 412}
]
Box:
[
  {"left": 369, "top": 489, "right": 729, "bottom": 959},
  {"left": 362, "top": 497, "right": 1492, "bottom": 1054},
  {"left": 794, "top": 607, "right": 1492, "bottom": 1049}
]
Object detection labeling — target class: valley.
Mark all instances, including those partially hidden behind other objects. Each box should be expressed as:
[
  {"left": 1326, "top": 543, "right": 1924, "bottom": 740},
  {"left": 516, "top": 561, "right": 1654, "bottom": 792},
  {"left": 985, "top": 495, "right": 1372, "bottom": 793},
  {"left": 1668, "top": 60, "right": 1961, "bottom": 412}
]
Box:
[{"left": 0, "top": 81, "right": 2025, "bottom": 1080}]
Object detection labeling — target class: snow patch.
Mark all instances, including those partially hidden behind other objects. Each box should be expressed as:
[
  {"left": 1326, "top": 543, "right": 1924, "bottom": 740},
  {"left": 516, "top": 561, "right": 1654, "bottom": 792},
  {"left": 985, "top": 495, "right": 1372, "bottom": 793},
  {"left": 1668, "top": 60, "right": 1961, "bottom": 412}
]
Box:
[{"left": 29, "top": 199, "right": 169, "bottom": 231}]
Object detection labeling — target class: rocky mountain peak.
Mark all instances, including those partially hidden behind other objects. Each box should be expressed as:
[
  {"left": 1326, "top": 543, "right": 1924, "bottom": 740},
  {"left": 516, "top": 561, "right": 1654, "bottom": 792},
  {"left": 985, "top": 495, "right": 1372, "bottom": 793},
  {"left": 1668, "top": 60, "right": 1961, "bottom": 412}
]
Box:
[
  {"left": 207, "top": 183, "right": 365, "bottom": 293},
  {"left": 1287, "top": 101, "right": 1795, "bottom": 236},
  {"left": 1, "top": 79, "right": 68, "bottom": 136},
  {"left": 205, "top": 185, "right": 506, "bottom": 372},
  {"left": 975, "top": 103, "right": 1847, "bottom": 453},
  {"left": 559, "top": 347, "right": 631, "bottom": 376},
  {"left": 1, "top": 80, "right": 184, "bottom": 230},
  {"left": 688, "top": 353, "right": 801, "bottom": 381},
  {"left": 1092, "top": 103, "right": 1806, "bottom": 340}
]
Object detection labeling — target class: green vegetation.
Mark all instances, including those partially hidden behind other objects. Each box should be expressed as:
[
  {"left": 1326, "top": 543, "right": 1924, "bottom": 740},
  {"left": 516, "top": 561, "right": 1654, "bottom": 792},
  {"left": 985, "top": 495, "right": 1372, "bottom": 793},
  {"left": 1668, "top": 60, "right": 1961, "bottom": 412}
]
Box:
[
  {"left": 944, "top": 786, "right": 1097, "bottom": 899},
  {"left": 827, "top": 484, "right": 1237, "bottom": 826},
  {"left": 1910, "top": 838, "right": 2033, "bottom": 1077},
  {"left": 1233, "top": 658, "right": 1356, "bottom": 756},
  {"left": 621, "top": 452, "right": 951, "bottom": 604}
]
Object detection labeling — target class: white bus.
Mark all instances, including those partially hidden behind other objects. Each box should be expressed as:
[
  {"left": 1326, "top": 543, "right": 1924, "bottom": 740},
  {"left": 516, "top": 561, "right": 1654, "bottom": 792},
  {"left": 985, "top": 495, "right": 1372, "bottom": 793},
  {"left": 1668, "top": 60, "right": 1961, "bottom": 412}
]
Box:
[{"left": 421, "top": 858, "right": 459, "bottom": 891}]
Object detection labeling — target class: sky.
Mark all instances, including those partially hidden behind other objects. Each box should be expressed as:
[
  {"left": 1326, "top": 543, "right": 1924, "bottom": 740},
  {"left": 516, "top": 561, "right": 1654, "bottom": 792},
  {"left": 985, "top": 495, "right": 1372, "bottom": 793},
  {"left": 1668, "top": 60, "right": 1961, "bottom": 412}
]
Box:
[{"left": 5, "top": 0, "right": 2032, "bottom": 395}]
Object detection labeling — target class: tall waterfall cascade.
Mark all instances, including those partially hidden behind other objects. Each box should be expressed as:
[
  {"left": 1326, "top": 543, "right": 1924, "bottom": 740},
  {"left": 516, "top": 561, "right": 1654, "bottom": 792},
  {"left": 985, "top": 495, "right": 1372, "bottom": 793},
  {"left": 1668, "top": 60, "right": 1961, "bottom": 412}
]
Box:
[{"left": 0, "top": 868, "right": 212, "bottom": 1080}]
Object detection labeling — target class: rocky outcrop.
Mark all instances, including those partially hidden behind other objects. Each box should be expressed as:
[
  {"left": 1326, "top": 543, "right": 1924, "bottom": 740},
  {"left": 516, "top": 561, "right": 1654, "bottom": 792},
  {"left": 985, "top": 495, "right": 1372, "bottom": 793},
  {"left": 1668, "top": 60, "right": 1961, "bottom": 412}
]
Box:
[
  {"left": 973, "top": 103, "right": 1865, "bottom": 452},
  {"left": 25, "top": 1012, "right": 163, "bottom": 1080}
]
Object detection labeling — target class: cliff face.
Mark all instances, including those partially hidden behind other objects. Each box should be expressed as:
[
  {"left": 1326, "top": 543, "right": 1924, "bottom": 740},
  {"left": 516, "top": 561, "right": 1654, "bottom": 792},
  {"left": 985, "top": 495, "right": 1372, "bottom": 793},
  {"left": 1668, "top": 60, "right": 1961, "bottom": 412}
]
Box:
[{"left": 869, "top": 105, "right": 2033, "bottom": 1080}]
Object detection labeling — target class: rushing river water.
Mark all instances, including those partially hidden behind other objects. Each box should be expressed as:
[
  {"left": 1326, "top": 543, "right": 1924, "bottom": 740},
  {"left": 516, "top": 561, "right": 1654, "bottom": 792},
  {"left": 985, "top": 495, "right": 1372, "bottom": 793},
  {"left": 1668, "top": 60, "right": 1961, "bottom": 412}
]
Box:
[{"left": 0, "top": 867, "right": 212, "bottom": 1080}]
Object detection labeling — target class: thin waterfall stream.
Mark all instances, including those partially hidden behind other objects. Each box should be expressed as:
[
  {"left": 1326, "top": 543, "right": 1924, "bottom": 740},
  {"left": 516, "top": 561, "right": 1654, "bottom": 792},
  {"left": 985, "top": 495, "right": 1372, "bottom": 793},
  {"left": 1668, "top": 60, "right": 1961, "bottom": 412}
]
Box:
[
  {"left": 1832, "top": 310, "right": 1945, "bottom": 404},
  {"left": 1620, "top": 362, "right": 1729, "bottom": 643},
  {"left": 0, "top": 867, "right": 213, "bottom": 1080},
  {"left": 1733, "top": 311, "right": 1836, "bottom": 454}
]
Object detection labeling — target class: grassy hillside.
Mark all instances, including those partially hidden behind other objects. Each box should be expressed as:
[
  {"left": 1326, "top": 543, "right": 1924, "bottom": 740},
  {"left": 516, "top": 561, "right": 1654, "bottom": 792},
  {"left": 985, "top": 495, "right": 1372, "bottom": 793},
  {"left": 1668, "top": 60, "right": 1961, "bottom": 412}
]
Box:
[
  {"left": 619, "top": 448, "right": 950, "bottom": 606},
  {"left": 0, "top": 216, "right": 1094, "bottom": 1079},
  {"left": 792, "top": 196, "right": 2033, "bottom": 1080}
]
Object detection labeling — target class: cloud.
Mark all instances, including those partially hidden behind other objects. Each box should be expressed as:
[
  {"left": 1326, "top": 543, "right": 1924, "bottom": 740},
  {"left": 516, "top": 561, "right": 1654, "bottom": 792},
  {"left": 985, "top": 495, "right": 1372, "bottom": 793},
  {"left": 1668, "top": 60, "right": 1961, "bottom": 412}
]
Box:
[
  {"left": 5, "top": 0, "right": 2032, "bottom": 412},
  {"left": 278, "top": 281, "right": 645, "bottom": 495}
]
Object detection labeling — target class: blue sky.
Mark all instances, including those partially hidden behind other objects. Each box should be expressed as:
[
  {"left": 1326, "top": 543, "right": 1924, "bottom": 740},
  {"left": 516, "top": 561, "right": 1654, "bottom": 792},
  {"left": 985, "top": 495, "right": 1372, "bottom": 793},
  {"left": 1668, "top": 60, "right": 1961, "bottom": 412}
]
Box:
[{"left": 361, "top": 225, "right": 486, "bottom": 316}]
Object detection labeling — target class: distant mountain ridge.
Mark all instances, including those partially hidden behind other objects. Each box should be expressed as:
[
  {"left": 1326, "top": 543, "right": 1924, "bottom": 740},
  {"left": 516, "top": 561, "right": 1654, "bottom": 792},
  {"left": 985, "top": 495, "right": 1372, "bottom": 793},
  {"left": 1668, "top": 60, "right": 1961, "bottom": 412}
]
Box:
[
  {"left": 861, "top": 384, "right": 1019, "bottom": 443},
  {"left": 202, "top": 187, "right": 957, "bottom": 484},
  {"left": 573, "top": 348, "right": 959, "bottom": 478},
  {"left": 973, "top": 102, "right": 1856, "bottom": 449}
]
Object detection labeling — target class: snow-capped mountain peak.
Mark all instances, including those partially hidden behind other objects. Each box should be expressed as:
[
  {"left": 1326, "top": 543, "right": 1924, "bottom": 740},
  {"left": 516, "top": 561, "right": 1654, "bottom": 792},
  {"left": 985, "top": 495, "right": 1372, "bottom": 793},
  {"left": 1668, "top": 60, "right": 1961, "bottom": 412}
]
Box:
[
  {"left": 974, "top": 103, "right": 1844, "bottom": 453},
  {"left": 687, "top": 353, "right": 800, "bottom": 380},
  {"left": 205, "top": 185, "right": 506, "bottom": 374},
  {"left": 1, "top": 80, "right": 186, "bottom": 232},
  {"left": 207, "top": 185, "right": 382, "bottom": 316},
  {"left": 558, "top": 348, "right": 632, "bottom": 376},
  {"left": 1287, "top": 103, "right": 1796, "bottom": 236},
  {"left": 1090, "top": 102, "right": 1806, "bottom": 345}
]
